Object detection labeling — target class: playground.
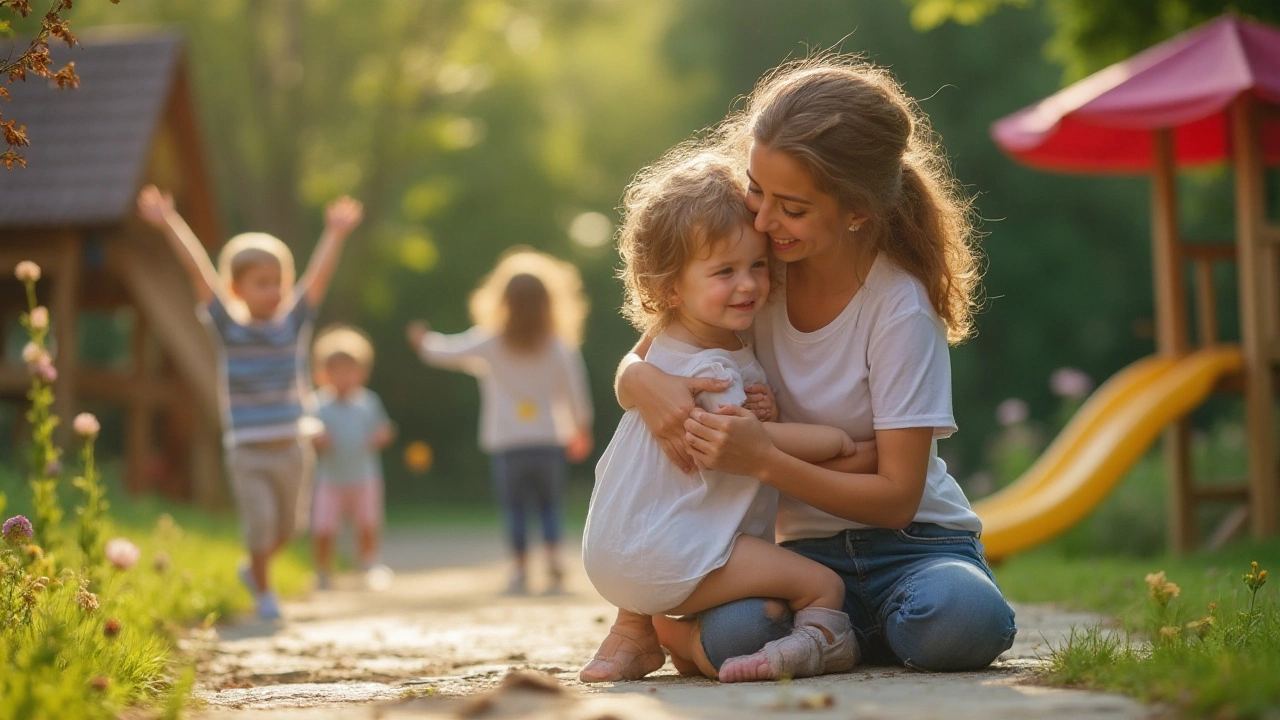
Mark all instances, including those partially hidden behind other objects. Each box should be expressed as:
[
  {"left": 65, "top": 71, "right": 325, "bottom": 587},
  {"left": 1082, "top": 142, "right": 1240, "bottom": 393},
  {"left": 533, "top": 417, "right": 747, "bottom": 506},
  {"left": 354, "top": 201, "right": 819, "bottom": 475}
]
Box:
[{"left": 1, "top": 2, "right": 1278, "bottom": 718}]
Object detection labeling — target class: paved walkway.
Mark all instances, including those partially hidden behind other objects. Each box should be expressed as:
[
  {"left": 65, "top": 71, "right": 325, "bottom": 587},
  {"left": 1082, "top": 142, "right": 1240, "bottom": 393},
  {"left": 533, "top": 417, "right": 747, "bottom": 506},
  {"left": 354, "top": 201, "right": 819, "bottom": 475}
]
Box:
[{"left": 193, "top": 527, "right": 1153, "bottom": 719}]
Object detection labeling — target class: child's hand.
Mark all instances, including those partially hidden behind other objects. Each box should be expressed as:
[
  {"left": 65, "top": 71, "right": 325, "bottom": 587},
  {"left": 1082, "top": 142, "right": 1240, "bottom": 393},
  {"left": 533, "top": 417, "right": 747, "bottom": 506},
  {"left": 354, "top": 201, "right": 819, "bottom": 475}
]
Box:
[
  {"left": 136, "top": 185, "right": 174, "bottom": 228},
  {"left": 839, "top": 432, "right": 858, "bottom": 458},
  {"left": 312, "top": 432, "right": 332, "bottom": 454},
  {"left": 853, "top": 439, "right": 877, "bottom": 465},
  {"left": 368, "top": 424, "right": 395, "bottom": 450},
  {"left": 324, "top": 196, "right": 364, "bottom": 238},
  {"left": 566, "top": 428, "right": 593, "bottom": 463},
  {"left": 406, "top": 320, "right": 430, "bottom": 351},
  {"left": 743, "top": 383, "right": 778, "bottom": 422}
]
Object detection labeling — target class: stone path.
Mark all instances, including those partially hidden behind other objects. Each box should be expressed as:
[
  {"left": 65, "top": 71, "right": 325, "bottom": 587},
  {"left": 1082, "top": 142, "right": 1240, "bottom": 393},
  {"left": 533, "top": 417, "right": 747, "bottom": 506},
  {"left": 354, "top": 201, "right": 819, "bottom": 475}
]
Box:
[{"left": 192, "top": 527, "right": 1154, "bottom": 719}]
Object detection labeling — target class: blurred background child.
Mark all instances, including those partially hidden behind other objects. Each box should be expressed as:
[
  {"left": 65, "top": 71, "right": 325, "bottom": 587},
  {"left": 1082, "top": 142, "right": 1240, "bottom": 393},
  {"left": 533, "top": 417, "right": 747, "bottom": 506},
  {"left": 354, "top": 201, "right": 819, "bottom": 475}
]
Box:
[
  {"left": 406, "top": 248, "right": 593, "bottom": 595},
  {"left": 312, "top": 325, "right": 395, "bottom": 591},
  {"left": 137, "top": 185, "right": 363, "bottom": 620}
]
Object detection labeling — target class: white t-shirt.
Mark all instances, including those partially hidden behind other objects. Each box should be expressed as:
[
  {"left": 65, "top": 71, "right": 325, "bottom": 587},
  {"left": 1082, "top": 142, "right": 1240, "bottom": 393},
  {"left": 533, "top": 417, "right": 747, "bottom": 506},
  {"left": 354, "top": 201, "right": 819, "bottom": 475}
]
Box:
[
  {"left": 582, "top": 332, "right": 778, "bottom": 615},
  {"left": 751, "top": 255, "right": 981, "bottom": 541},
  {"left": 419, "top": 328, "right": 593, "bottom": 453}
]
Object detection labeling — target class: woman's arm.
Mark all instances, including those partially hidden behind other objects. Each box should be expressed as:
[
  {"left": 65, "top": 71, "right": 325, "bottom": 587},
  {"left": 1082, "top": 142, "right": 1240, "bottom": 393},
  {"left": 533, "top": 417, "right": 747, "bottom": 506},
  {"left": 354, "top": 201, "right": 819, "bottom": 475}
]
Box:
[
  {"left": 612, "top": 336, "right": 730, "bottom": 473},
  {"left": 685, "top": 406, "right": 930, "bottom": 529}
]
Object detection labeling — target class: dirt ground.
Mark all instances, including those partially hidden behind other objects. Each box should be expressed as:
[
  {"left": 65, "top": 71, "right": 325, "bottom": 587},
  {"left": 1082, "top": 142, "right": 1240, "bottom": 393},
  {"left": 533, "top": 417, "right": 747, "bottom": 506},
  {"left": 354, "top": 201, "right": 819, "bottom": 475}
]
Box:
[{"left": 191, "top": 527, "right": 1156, "bottom": 720}]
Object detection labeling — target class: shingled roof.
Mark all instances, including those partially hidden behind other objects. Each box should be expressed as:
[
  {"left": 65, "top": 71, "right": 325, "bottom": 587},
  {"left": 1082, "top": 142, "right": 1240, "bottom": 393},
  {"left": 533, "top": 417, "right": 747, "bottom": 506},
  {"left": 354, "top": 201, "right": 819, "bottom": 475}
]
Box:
[{"left": 0, "top": 31, "right": 181, "bottom": 228}]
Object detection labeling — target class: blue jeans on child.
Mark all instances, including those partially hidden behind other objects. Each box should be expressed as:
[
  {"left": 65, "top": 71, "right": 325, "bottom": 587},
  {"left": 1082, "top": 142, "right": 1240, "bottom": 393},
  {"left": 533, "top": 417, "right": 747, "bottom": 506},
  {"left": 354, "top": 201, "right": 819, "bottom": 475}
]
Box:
[
  {"left": 695, "top": 523, "right": 1017, "bottom": 672},
  {"left": 489, "top": 445, "right": 566, "bottom": 553}
]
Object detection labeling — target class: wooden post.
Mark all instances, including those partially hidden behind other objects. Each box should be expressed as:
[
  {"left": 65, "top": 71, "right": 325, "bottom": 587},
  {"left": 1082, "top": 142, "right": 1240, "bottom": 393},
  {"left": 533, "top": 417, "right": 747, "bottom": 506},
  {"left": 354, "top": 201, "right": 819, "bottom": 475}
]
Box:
[
  {"left": 126, "top": 311, "right": 154, "bottom": 494},
  {"left": 51, "top": 233, "right": 81, "bottom": 442},
  {"left": 1152, "top": 128, "right": 1195, "bottom": 552},
  {"left": 1231, "top": 94, "right": 1280, "bottom": 538}
]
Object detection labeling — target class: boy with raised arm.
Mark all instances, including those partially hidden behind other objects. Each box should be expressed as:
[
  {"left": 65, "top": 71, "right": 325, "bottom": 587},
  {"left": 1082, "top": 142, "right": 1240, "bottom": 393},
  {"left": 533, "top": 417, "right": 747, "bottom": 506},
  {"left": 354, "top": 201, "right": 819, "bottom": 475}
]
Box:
[{"left": 137, "top": 186, "right": 363, "bottom": 620}]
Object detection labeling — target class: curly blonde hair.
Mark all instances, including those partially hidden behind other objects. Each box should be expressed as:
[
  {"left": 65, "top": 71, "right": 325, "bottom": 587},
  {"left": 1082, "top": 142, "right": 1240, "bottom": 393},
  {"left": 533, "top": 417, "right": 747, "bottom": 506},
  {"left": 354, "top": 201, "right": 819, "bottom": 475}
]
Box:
[
  {"left": 716, "top": 53, "right": 983, "bottom": 344},
  {"left": 469, "top": 247, "right": 589, "bottom": 351},
  {"left": 617, "top": 149, "right": 765, "bottom": 334}
]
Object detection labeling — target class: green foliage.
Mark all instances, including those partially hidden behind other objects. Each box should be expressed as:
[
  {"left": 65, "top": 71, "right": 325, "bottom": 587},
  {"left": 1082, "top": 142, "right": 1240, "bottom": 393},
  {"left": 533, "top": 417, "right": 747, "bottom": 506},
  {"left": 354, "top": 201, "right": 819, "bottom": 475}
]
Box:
[{"left": 903, "top": 0, "right": 1280, "bottom": 79}]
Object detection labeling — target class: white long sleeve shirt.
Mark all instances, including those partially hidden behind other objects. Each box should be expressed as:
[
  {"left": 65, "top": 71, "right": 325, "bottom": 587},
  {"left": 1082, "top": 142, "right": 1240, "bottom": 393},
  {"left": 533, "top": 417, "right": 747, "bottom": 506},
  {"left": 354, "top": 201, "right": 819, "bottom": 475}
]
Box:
[{"left": 419, "top": 327, "right": 593, "bottom": 453}]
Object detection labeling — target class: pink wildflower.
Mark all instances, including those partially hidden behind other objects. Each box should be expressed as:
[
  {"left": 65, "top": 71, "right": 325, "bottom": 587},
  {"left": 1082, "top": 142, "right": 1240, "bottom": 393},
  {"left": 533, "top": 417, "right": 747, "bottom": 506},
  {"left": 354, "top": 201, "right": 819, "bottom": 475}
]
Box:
[
  {"left": 104, "top": 538, "right": 140, "bottom": 570},
  {"left": 72, "top": 412, "right": 100, "bottom": 438},
  {"left": 14, "top": 261, "right": 41, "bottom": 284},
  {"left": 3, "top": 515, "right": 33, "bottom": 546},
  {"left": 31, "top": 361, "right": 57, "bottom": 384},
  {"left": 995, "top": 398, "right": 1029, "bottom": 427},
  {"left": 1050, "top": 367, "right": 1093, "bottom": 399},
  {"left": 28, "top": 306, "right": 48, "bottom": 331},
  {"left": 21, "top": 342, "right": 47, "bottom": 366}
]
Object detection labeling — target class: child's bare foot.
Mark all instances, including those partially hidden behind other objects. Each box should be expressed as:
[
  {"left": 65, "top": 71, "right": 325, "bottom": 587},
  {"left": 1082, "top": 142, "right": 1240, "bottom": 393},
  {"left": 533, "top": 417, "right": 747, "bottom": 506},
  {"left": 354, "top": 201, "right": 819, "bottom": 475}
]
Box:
[
  {"left": 718, "top": 607, "right": 856, "bottom": 683},
  {"left": 579, "top": 616, "right": 666, "bottom": 682}
]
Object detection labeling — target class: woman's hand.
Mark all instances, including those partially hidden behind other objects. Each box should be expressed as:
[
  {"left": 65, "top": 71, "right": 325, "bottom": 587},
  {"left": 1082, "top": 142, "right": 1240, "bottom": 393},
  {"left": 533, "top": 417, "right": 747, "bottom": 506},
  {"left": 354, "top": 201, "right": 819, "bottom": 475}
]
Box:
[
  {"left": 683, "top": 404, "right": 776, "bottom": 476},
  {"left": 743, "top": 383, "right": 778, "bottom": 422},
  {"left": 625, "top": 363, "right": 730, "bottom": 473}
]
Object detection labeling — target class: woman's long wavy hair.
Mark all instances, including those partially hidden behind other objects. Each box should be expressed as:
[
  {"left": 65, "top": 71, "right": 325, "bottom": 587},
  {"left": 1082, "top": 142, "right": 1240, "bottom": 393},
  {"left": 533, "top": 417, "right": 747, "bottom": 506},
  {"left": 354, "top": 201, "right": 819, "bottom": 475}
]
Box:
[{"left": 717, "top": 53, "right": 983, "bottom": 344}]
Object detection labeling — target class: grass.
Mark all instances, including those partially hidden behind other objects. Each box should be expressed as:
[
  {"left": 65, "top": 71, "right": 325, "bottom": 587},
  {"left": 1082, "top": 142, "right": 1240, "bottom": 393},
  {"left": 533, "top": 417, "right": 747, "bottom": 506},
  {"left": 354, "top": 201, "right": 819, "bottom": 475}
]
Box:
[
  {"left": 1, "top": 470, "right": 311, "bottom": 719},
  {"left": 995, "top": 542, "right": 1280, "bottom": 718}
]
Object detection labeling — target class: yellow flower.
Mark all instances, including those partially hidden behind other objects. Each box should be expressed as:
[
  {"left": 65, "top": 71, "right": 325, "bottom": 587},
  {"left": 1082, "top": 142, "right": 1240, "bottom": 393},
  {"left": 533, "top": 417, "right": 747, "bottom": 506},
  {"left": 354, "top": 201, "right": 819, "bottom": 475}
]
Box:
[
  {"left": 1159, "top": 626, "right": 1181, "bottom": 642},
  {"left": 1185, "top": 616, "right": 1214, "bottom": 639},
  {"left": 1145, "top": 571, "right": 1181, "bottom": 605}
]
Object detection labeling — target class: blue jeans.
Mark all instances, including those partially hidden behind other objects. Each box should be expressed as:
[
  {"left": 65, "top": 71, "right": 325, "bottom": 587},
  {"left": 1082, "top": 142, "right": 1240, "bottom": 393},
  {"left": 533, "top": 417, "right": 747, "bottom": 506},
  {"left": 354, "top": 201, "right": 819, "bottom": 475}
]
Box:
[
  {"left": 489, "top": 446, "right": 566, "bottom": 554},
  {"left": 696, "top": 523, "right": 1017, "bottom": 672}
]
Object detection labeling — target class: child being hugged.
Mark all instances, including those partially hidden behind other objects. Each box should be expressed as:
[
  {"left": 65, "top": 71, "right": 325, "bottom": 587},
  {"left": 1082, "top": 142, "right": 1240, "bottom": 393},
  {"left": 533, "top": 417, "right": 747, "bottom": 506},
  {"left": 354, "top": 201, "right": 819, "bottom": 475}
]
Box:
[
  {"left": 311, "top": 325, "right": 395, "bottom": 591},
  {"left": 137, "top": 185, "right": 363, "bottom": 620},
  {"left": 579, "top": 152, "right": 863, "bottom": 683},
  {"left": 406, "top": 248, "right": 593, "bottom": 595}
]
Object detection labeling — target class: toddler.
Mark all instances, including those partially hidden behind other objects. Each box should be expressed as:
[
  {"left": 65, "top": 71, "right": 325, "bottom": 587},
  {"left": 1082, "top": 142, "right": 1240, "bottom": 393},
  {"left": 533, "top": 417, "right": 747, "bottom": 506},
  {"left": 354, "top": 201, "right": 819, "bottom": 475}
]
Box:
[
  {"left": 407, "top": 248, "right": 593, "bottom": 594},
  {"left": 311, "top": 325, "right": 395, "bottom": 590},
  {"left": 579, "top": 152, "right": 860, "bottom": 682}
]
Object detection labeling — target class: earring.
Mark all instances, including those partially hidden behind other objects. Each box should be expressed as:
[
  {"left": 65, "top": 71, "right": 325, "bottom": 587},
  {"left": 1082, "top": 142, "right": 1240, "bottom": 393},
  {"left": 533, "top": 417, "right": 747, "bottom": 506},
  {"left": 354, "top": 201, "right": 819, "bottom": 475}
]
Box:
[{"left": 848, "top": 223, "right": 862, "bottom": 233}]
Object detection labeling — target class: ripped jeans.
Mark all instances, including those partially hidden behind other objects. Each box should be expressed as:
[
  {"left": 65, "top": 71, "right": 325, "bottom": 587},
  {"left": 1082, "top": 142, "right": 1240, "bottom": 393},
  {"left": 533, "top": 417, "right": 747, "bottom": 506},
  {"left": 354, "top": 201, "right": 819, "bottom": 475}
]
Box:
[{"left": 695, "top": 523, "right": 1017, "bottom": 672}]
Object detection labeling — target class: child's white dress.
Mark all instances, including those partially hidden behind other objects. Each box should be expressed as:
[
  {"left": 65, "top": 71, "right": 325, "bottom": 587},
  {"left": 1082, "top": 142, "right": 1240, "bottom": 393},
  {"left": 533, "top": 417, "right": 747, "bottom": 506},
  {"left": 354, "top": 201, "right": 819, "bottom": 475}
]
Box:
[{"left": 582, "top": 332, "right": 778, "bottom": 615}]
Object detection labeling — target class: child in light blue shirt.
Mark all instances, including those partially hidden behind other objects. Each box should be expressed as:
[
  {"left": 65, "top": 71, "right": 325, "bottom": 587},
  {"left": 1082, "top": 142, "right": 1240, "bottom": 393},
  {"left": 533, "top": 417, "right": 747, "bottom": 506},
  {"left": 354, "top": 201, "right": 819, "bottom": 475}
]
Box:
[{"left": 312, "top": 326, "right": 394, "bottom": 590}]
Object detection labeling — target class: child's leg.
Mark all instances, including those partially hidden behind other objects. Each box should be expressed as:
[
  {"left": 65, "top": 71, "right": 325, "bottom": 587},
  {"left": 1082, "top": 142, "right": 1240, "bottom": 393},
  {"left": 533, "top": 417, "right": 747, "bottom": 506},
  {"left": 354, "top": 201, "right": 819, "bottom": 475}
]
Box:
[
  {"left": 579, "top": 608, "right": 667, "bottom": 683},
  {"left": 490, "top": 452, "right": 529, "bottom": 589},
  {"left": 310, "top": 483, "right": 342, "bottom": 580},
  {"left": 653, "top": 598, "right": 793, "bottom": 679},
  {"left": 666, "top": 534, "right": 856, "bottom": 682},
  {"left": 229, "top": 446, "right": 279, "bottom": 594},
  {"left": 534, "top": 448, "right": 566, "bottom": 585},
  {"left": 355, "top": 480, "right": 384, "bottom": 568}
]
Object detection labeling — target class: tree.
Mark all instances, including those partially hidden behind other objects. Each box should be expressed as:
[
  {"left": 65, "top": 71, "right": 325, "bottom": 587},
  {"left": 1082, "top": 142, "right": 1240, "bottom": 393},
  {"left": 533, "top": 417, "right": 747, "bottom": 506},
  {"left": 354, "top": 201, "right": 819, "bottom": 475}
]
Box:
[
  {"left": 902, "top": 0, "right": 1280, "bottom": 79},
  {"left": 0, "top": 0, "right": 95, "bottom": 169}
]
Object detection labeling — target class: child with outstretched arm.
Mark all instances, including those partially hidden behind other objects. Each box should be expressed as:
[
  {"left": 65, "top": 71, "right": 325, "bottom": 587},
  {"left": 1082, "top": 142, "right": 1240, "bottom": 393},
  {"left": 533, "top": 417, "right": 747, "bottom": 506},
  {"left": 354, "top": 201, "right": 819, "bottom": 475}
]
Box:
[{"left": 137, "top": 185, "right": 363, "bottom": 620}]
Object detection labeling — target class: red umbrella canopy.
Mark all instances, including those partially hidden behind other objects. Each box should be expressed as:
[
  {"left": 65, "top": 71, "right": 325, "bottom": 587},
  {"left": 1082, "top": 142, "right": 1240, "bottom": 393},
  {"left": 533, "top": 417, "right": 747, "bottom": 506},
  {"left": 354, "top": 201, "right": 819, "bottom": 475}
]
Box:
[{"left": 991, "top": 14, "right": 1280, "bottom": 174}]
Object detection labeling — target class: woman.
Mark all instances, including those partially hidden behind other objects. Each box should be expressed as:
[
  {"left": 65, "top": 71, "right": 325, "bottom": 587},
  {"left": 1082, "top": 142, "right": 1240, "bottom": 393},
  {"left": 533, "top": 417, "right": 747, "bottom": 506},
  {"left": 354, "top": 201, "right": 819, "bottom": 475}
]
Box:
[{"left": 614, "top": 55, "right": 1016, "bottom": 679}]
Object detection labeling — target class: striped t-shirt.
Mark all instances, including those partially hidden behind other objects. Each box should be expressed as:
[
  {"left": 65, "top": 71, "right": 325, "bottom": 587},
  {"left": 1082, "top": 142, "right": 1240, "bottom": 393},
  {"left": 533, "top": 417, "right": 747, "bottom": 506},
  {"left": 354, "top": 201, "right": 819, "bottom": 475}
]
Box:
[{"left": 201, "top": 294, "right": 316, "bottom": 448}]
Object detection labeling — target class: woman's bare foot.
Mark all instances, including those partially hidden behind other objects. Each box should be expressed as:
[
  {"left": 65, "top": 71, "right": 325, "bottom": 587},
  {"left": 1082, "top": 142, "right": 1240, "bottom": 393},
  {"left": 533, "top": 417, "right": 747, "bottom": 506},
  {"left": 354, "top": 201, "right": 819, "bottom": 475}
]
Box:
[{"left": 579, "top": 612, "right": 666, "bottom": 682}]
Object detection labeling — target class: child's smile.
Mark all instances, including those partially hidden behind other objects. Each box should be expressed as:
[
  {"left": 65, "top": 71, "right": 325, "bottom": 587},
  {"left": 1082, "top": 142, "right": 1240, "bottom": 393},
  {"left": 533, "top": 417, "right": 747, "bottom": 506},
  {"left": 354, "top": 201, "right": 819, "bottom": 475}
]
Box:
[{"left": 669, "top": 222, "right": 771, "bottom": 348}]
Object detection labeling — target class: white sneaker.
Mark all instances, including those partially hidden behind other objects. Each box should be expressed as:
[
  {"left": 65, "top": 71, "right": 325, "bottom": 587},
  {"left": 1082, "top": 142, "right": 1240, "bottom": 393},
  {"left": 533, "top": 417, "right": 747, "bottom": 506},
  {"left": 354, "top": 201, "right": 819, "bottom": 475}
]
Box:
[
  {"left": 364, "top": 564, "right": 393, "bottom": 592},
  {"left": 255, "top": 591, "right": 282, "bottom": 621}
]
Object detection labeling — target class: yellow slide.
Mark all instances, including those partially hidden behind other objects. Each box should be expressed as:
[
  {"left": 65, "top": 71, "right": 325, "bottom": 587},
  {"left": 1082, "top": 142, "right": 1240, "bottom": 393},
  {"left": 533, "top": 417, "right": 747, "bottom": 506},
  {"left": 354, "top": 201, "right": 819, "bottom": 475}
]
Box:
[{"left": 975, "top": 346, "right": 1243, "bottom": 561}]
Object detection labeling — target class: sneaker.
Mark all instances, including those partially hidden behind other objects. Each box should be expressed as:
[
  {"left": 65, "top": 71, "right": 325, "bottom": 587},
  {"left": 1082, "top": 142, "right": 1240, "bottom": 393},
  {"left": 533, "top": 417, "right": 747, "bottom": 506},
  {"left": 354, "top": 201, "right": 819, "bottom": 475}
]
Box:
[
  {"left": 504, "top": 571, "right": 528, "bottom": 596},
  {"left": 255, "top": 591, "right": 282, "bottom": 621},
  {"left": 545, "top": 565, "right": 565, "bottom": 595},
  {"left": 237, "top": 561, "right": 260, "bottom": 595},
  {"left": 364, "top": 564, "right": 394, "bottom": 592}
]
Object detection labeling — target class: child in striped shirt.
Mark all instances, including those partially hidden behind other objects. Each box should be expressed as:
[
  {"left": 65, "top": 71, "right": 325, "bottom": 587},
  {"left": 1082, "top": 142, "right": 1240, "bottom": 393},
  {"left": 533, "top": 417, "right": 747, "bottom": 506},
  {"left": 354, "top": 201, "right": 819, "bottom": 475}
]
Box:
[{"left": 137, "top": 185, "right": 363, "bottom": 620}]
